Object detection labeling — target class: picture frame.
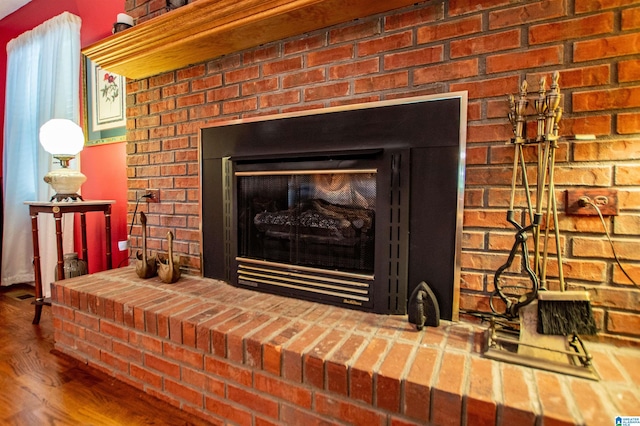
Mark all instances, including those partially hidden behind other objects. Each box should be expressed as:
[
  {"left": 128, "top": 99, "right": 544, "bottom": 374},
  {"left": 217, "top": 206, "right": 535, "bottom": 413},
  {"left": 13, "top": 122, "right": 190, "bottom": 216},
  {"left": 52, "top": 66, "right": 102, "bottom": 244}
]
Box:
[{"left": 82, "top": 55, "right": 127, "bottom": 146}]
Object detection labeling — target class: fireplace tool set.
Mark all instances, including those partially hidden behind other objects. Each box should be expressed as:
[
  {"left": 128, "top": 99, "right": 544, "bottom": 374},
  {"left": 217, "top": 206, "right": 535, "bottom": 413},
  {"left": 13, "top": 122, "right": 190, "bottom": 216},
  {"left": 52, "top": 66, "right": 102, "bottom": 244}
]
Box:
[
  {"left": 135, "top": 211, "right": 181, "bottom": 283},
  {"left": 483, "top": 72, "right": 599, "bottom": 380}
]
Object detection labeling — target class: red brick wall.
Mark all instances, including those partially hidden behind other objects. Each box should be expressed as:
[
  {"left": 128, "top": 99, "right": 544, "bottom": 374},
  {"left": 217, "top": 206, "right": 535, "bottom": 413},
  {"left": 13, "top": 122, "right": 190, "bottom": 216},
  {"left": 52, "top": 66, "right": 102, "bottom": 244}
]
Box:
[{"left": 124, "top": 0, "right": 640, "bottom": 345}]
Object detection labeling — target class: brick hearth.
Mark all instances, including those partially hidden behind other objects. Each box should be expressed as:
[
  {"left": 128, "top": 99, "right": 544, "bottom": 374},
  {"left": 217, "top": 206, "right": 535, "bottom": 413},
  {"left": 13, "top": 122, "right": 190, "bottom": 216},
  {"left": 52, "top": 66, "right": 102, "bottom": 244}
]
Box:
[{"left": 51, "top": 269, "right": 639, "bottom": 425}]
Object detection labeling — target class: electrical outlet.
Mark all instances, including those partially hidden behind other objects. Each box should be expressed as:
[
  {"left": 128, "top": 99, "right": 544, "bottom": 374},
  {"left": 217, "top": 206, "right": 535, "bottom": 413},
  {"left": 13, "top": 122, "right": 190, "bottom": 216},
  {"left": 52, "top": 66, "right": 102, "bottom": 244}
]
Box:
[
  {"left": 565, "top": 188, "right": 618, "bottom": 216},
  {"left": 145, "top": 189, "right": 160, "bottom": 203}
]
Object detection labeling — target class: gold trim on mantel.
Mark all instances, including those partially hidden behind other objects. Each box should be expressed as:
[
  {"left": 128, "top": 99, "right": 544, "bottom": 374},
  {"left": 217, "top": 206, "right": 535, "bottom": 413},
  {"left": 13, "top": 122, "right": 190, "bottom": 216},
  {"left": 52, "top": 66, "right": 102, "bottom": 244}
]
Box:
[{"left": 81, "top": 0, "right": 423, "bottom": 80}]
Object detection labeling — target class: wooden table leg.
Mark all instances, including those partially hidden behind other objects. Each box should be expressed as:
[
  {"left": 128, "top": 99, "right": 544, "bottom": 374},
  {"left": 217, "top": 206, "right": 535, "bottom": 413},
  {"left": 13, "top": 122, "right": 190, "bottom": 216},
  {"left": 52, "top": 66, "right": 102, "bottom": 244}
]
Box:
[
  {"left": 80, "top": 212, "right": 88, "bottom": 270},
  {"left": 53, "top": 207, "right": 64, "bottom": 281},
  {"left": 30, "top": 212, "right": 43, "bottom": 325},
  {"left": 105, "top": 206, "right": 112, "bottom": 269}
]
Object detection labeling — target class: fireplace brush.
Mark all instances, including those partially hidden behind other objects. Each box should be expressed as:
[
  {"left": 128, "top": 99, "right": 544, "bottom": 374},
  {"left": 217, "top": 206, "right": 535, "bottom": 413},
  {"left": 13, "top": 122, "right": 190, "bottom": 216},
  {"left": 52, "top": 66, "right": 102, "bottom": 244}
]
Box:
[{"left": 533, "top": 74, "right": 596, "bottom": 336}]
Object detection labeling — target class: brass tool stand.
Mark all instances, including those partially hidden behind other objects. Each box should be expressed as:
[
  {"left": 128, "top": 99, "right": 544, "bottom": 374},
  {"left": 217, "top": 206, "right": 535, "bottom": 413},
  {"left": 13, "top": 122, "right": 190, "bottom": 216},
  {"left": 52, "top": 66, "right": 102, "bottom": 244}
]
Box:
[{"left": 483, "top": 317, "right": 597, "bottom": 380}]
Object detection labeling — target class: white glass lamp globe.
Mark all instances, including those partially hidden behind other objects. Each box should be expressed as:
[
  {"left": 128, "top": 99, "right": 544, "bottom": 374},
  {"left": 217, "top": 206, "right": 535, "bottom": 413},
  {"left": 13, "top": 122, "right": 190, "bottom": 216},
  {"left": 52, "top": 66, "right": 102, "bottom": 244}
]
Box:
[
  {"left": 39, "top": 119, "right": 87, "bottom": 201},
  {"left": 39, "top": 118, "right": 85, "bottom": 157}
]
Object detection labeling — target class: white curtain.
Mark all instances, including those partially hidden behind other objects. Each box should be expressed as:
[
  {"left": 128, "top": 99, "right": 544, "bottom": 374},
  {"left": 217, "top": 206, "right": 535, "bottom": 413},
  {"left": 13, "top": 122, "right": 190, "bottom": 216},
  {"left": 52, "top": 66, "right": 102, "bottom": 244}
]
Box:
[{"left": 2, "top": 12, "right": 82, "bottom": 297}]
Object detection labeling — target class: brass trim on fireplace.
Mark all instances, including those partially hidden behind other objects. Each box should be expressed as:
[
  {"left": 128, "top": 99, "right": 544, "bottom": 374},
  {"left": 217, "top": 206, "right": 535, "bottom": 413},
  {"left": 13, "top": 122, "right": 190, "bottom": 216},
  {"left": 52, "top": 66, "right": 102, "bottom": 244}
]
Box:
[
  {"left": 235, "top": 169, "right": 377, "bottom": 177},
  {"left": 238, "top": 269, "right": 369, "bottom": 295},
  {"left": 237, "top": 257, "right": 372, "bottom": 304},
  {"left": 238, "top": 275, "right": 370, "bottom": 302},
  {"left": 239, "top": 264, "right": 371, "bottom": 288},
  {"left": 236, "top": 257, "right": 374, "bottom": 281}
]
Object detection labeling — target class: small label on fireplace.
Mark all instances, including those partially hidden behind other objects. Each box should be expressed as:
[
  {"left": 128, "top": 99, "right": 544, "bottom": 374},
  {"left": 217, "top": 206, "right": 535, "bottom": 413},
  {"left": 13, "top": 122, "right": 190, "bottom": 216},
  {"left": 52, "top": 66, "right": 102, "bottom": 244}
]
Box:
[
  {"left": 343, "top": 299, "right": 363, "bottom": 306},
  {"left": 238, "top": 279, "right": 258, "bottom": 288}
]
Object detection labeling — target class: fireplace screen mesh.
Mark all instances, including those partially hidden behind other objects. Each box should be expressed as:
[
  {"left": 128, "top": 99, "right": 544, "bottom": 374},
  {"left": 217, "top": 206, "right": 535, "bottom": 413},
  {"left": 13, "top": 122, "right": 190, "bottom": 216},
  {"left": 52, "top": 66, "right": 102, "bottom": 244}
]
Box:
[{"left": 237, "top": 171, "right": 376, "bottom": 274}]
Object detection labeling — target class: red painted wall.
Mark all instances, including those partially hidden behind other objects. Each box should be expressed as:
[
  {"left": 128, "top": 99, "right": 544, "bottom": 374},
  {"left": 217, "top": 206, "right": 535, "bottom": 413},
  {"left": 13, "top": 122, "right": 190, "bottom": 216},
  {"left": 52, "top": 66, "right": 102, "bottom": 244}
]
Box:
[{"left": 0, "top": 0, "right": 129, "bottom": 272}]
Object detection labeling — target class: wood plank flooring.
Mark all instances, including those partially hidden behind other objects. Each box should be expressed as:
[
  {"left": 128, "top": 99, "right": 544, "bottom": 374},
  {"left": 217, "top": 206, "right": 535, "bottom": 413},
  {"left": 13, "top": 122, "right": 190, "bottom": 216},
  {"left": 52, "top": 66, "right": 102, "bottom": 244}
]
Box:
[{"left": 0, "top": 284, "right": 213, "bottom": 426}]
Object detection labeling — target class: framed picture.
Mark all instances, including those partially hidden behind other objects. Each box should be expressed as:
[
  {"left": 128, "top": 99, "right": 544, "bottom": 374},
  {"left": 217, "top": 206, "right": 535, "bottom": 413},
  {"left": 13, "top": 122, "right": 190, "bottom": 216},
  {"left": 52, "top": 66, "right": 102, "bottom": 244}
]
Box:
[{"left": 82, "top": 55, "right": 126, "bottom": 146}]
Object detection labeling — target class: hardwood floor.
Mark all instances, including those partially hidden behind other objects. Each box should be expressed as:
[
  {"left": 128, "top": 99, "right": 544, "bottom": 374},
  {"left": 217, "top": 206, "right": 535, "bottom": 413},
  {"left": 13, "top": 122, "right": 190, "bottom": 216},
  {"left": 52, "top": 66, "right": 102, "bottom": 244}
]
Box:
[{"left": 0, "top": 284, "right": 213, "bottom": 426}]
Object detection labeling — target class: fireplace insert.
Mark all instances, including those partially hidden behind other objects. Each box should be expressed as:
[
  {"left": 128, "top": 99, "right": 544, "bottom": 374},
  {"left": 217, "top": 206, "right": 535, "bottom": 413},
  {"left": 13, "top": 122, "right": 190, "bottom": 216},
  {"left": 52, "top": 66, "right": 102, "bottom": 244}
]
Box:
[{"left": 200, "top": 93, "right": 466, "bottom": 319}]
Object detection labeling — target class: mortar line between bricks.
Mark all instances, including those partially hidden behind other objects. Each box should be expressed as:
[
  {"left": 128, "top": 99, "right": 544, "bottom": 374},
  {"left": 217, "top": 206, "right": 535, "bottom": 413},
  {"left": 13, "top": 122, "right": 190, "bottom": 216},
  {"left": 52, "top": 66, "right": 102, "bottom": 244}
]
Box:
[
  {"left": 321, "top": 330, "right": 353, "bottom": 391},
  {"left": 492, "top": 358, "right": 504, "bottom": 426},
  {"left": 460, "top": 353, "right": 472, "bottom": 426},
  {"left": 396, "top": 340, "right": 420, "bottom": 419},
  {"left": 345, "top": 331, "right": 371, "bottom": 367},
  {"left": 238, "top": 315, "right": 281, "bottom": 363},
  {"left": 559, "top": 374, "right": 584, "bottom": 426},
  {"left": 523, "top": 368, "right": 543, "bottom": 426},
  {"left": 245, "top": 314, "right": 293, "bottom": 348},
  {"left": 535, "top": 413, "right": 543, "bottom": 426},
  {"left": 291, "top": 322, "right": 337, "bottom": 384},
  {"left": 370, "top": 332, "right": 398, "bottom": 410},
  {"left": 342, "top": 333, "right": 371, "bottom": 404},
  {"left": 599, "top": 383, "right": 626, "bottom": 419},
  {"left": 428, "top": 335, "right": 447, "bottom": 425},
  {"left": 277, "top": 318, "right": 317, "bottom": 354},
  {"left": 602, "top": 350, "right": 634, "bottom": 387}
]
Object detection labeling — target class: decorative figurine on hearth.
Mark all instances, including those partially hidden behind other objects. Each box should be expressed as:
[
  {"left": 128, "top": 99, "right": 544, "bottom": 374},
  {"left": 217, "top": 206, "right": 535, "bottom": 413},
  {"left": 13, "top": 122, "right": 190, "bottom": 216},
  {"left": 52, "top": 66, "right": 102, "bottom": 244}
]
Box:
[
  {"left": 135, "top": 212, "right": 157, "bottom": 278},
  {"left": 157, "top": 231, "right": 181, "bottom": 284}
]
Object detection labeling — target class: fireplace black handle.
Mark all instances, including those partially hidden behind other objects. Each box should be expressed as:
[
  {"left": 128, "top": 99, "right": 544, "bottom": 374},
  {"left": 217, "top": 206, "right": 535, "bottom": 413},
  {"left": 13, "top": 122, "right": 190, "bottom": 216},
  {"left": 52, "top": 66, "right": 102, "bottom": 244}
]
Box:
[{"left": 492, "top": 210, "right": 541, "bottom": 318}]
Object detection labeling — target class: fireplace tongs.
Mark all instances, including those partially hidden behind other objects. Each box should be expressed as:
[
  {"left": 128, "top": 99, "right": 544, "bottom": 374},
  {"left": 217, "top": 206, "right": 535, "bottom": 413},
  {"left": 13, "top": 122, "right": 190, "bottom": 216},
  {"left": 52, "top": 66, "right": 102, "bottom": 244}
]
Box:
[{"left": 492, "top": 210, "right": 540, "bottom": 318}]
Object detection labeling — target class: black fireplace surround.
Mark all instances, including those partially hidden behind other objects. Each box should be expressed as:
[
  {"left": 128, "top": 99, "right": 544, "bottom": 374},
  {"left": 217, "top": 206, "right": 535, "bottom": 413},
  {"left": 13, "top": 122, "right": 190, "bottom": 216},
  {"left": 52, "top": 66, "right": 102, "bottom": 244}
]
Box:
[{"left": 200, "top": 94, "right": 466, "bottom": 320}]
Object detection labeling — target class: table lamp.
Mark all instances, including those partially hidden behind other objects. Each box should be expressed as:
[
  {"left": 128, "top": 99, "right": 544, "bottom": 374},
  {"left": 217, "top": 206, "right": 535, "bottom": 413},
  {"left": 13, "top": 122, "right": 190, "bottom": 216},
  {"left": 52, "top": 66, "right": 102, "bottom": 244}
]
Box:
[{"left": 39, "top": 119, "right": 87, "bottom": 201}]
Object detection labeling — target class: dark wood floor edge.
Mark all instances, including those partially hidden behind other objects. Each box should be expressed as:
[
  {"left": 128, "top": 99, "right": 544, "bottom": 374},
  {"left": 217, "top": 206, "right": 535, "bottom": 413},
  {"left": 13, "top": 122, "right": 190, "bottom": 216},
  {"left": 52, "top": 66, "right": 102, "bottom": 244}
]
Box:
[{"left": 50, "top": 349, "right": 87, "bottom": 365}]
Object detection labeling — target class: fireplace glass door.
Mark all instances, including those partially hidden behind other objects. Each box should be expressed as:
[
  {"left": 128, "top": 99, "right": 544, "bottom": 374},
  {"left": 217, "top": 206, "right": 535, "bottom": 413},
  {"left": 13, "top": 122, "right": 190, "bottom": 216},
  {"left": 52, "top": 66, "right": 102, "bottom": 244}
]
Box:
[{"left": 237, "top": 170, "right": 376, "bottom": 275}]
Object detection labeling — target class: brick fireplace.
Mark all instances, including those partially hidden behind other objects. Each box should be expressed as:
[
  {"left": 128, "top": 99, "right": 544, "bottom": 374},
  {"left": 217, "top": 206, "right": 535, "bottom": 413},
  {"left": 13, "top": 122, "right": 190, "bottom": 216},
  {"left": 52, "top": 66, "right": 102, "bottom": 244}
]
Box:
[
  {"left": 118, "top": 0, "right": 640, "bottom": 346},
  {"left": 57, "top": 0, "right": 640, "bottom": 423}
]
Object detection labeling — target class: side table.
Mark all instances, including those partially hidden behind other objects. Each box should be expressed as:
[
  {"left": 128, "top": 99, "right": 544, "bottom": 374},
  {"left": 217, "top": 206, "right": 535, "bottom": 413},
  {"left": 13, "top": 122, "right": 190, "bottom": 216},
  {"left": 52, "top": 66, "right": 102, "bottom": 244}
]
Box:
[{"left": 26, "top": 200, "right": 115, "bottom": 324}]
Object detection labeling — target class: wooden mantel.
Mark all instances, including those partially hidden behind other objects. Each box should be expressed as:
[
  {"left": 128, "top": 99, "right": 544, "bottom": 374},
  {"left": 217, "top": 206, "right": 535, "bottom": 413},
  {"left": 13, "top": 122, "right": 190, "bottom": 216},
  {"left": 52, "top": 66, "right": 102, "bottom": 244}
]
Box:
[{"left": 82, "top": 0, "right": 423, "bottom": 80}]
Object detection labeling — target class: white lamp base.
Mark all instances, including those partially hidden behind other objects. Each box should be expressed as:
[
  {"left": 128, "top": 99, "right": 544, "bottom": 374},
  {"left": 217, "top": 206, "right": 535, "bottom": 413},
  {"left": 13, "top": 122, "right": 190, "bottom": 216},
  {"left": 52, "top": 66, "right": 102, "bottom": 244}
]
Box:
[{"left": 43, "top": 168, "right": 87, "bottom": 201}]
